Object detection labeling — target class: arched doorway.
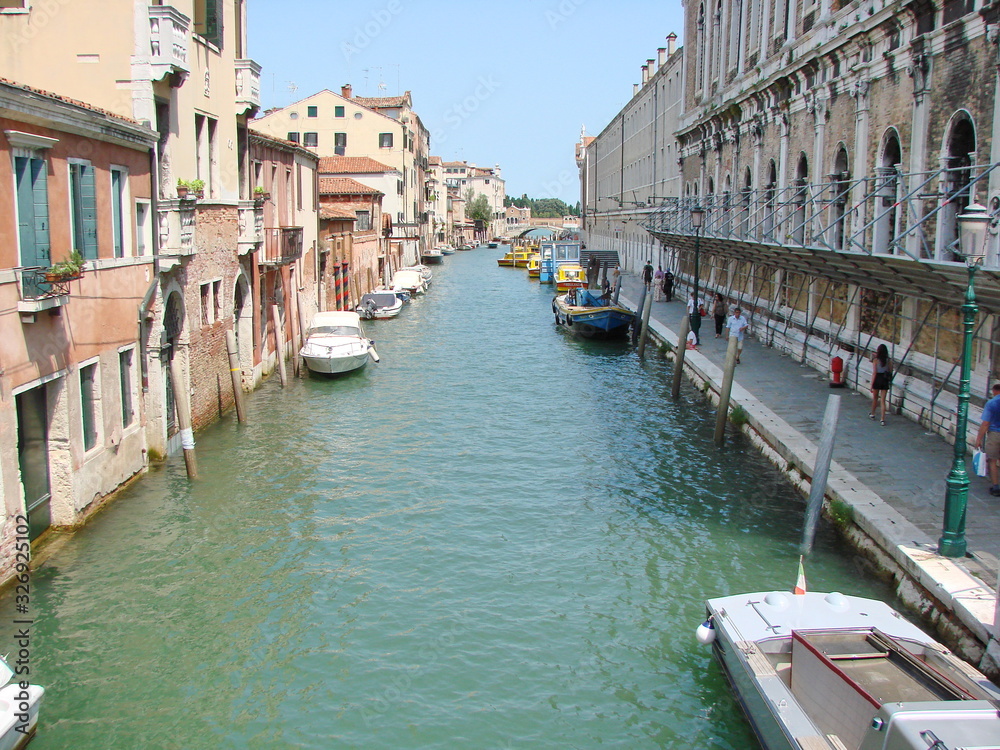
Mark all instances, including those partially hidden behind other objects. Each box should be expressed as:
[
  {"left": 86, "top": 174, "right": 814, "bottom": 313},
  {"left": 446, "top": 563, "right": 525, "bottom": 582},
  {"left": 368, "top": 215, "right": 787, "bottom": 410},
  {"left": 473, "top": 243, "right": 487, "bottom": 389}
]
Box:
[
  {"left": 162, "top": 291, "right": 184, "bottom": 436},
  {"left": 764, "top": 160, "right": 777, "bottom": 240},
  {"left": 792, "top": 154, "right": 808, "bottom": 245},
  {"left": 831, "top": 146, "right": 850, "bottom": 251},
  {"left": 941, "top": 113, "right": 976, "bottom": 260},
  {"left": 874, "top": 130, "right": 902, "bottom": 254},
  {"left": 742, "top": 167, "right": 753, "bottom": 238},
  {"left": 233, "top": 273, "right": 253, "bottom": 376}
]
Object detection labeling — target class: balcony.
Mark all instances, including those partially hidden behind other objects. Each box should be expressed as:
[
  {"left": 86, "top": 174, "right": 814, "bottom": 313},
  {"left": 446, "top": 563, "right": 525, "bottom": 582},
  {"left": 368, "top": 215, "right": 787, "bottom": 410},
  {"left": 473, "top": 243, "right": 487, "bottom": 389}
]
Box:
[
  {"left": 261, "top": 227, "right": 303, "bottom": 266},
  {"left": 235, "top": 59, "right": 262, "bottom": 114},
  {"left": 156, "top": 199, "right": 196, "bottom": 272},
  {"left": 238, "top": 201, "right": 264, "bottom": 255},
  {"left": 14, "top": 267, "right": 74, "bottom": 321},
  {"left": 148, "top": 6, "right": 190, "bottom": 83}
]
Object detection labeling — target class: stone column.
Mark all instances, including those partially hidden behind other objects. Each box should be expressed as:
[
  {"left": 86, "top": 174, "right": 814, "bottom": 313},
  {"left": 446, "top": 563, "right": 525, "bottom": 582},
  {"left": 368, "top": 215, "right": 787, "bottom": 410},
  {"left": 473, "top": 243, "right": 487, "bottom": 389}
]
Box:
[
  {"left": 850, "top": 77, "right": 871, "bottom": 251},
  {"left": 907, "top": 48, "right": 931, "bottom": 259}
]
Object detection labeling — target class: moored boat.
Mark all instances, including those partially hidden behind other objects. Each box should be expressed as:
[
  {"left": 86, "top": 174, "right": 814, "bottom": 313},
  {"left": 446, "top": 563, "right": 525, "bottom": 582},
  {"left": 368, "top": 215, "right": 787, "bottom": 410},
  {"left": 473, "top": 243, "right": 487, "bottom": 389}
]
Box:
[
  {"left": 700, "top": 588, "right": 1000, "bottom": 750},
  {"left": 552, "top": 288, "right": 634, "bottom": 338},
  {"left": 497, "top": 249, "right": 516, "bottom": 267},
  {"left": 457, "top": 244, "right": 473, "bottom": 251},
  {"left": 420, "top": 247, "right": 444, "bottom": 264},
  {"left": 390, "top": 269, "right": 426, "bottom": 295},
  {"left": 554, "top": 263, "right": 587, "bottom": 291},
  {"left": 300, "top": 311, "right": 379, "bottom": 375},
  {"left": 526, "top": 254, "right": 541, "bottom": 279},
  {"left": 439, "top": 245, "right": 456, "bottom": 255},
  {"left": 400, "top": 264, "right": 433, "bottom": 287},
  {"left": 0, "top": 656, "right": 43, "bottom": 749},
  {"left": 513, "top": 249, "right": 534, "bottom": 268},
  {"left": 356, "top": 291, "right": 404, "bottom": 319}
]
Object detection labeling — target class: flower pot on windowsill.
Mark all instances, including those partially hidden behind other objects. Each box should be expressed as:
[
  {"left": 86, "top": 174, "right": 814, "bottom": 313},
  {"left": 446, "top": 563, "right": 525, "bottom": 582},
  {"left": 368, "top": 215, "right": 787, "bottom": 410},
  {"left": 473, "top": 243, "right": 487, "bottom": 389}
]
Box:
[
  {"left": 176, "top": 186, "right": 189, "bottom": 199},
  {"left": 44, "top": 271, "right": 83, "bottom": 283}
]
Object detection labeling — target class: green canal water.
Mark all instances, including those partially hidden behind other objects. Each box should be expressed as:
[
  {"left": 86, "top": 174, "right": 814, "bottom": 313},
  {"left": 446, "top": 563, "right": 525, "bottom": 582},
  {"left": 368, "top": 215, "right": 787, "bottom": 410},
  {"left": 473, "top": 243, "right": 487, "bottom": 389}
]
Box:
[{"left": 7, "top": 248, "right": 895, "bottom": 748}]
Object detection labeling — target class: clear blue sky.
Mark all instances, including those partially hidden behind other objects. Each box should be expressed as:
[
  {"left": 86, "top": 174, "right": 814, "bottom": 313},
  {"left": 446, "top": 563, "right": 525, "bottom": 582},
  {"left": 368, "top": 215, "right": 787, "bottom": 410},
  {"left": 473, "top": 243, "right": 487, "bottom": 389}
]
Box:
[{"left": 248, "top": 0, "right": 684, "bottom": 205}]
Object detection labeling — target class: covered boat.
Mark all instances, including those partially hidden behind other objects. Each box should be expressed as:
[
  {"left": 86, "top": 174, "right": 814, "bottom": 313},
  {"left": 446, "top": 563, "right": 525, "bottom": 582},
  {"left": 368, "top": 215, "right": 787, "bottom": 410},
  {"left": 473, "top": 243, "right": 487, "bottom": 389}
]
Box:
[
  {"left": 390, "top": 269, "right": 426, "bottom": 295},
  {"left": 439, "top": 245, "right": 456, "bottom": 255},
  {"left": 300, "top": 311, "right": 379, "bottom": 375},
  {"left": 420, "top": 247, "right": 444, "bottom": 264},
  {"left": 356, "top": 291, "right": 403, "bottom": 319},
  {"left": 457, "top": 244, "right": 473, "bottom": 251},
  {"left": 401, "top": 264, "right": 433, "bottom": 286},
  {"left": 526, "top": 254, "right": 540, "bottom": 279},
  {"left": 702, "top": 589, "right": 1000, "bottom": 750},
  {"left": 497, "top": 248, "right": 516, "bottom": 267},
  {"left": 552, "top": 288, "right": 634, "bottom": 338},
  {"left": 554, "top": 263, "right": 587, "bottom": 291}
]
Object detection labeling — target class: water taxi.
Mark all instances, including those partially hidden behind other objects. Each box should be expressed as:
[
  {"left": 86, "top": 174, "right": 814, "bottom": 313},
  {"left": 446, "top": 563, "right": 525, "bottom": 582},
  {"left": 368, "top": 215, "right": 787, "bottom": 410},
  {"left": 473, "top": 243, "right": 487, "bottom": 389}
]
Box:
[
  {"left": 552, "top": 288, "right": 634, "bottom": 338},
  {"left": 512, "top": 249, "right": 534, "bottom": 268},
  {"left": 699, "top": 588, "right": 1000, "bottom": 750},
  {"left": 526, "top": 254, "right": 541, "bottom": 279},
  {"left": 554, "top": 263, "right": 587, "bottom": 291},
  {"left": 497, "top": 248, "right": 517, "bottom": 267}
]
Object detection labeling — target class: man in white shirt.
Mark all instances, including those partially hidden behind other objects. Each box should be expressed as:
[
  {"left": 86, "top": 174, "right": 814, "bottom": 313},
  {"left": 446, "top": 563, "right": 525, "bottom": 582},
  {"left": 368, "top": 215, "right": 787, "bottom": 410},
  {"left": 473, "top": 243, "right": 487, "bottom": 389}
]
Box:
[{"left": 726, "top": 307, "right": 749, "bottom": 364}]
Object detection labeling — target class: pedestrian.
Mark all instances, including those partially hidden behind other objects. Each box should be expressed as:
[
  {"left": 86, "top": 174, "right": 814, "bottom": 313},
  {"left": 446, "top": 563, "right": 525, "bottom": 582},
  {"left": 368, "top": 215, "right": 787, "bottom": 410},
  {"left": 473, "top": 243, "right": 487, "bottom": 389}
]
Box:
[
  {"left": 976, "top": 383, "right": 1000, "bottom": 496},
  {"left": 642, "top": 259, "right": 654, "bottom": 287},
  {"left": 713, "top": 293, "right": 727, "bottom": 338},
  {"left": 725, "top": 307, "right": 749, "bottom": 364},
  {"left": 612, "top": 263, "right": 621, "bottom": 291},
  {"left": 653, "top": 266, "right": 665, "bottom": 301},
  {"left": 868, "top": 344, "right": 893, "bottom": 426},
  {"left": 663, "top": 270, "right": 674, "bottom": 301}
]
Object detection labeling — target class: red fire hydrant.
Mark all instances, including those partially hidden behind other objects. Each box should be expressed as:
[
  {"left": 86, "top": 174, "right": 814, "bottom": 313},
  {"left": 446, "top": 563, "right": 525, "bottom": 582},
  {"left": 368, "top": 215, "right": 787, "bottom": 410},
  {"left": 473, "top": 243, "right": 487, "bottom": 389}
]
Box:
[{"left": 830, "top": 356, "right": 845, "bottom": 388}]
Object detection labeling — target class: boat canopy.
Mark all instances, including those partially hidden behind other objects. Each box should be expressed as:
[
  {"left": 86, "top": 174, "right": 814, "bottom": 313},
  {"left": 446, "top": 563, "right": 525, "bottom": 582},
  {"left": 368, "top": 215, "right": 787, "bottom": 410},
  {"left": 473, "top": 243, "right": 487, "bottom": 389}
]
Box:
[
  {"left": 309, "top": 311, "right": 363, "bottom": 337},
  {"left": 360, "top": 292, "right": 398, "bottom": 308}
]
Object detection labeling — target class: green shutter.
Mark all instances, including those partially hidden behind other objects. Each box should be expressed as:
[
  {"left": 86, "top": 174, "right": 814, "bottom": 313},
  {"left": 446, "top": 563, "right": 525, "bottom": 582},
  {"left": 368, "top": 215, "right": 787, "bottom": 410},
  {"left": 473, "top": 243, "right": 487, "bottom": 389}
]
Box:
[
  {"left": 111, "top": 170, "right": 124, "bottom": 258},
  {"left": 15, "top": 156, "right": 50, "bottom": 268},
  {"left": 80, "top": 164, "right": 98, "bottom": 259},
  {"left": 32, "top": 159, "right": 50, "bottom": 264},
  {"left": 205, "top": 0, "right": 223, "bottom": 46}
]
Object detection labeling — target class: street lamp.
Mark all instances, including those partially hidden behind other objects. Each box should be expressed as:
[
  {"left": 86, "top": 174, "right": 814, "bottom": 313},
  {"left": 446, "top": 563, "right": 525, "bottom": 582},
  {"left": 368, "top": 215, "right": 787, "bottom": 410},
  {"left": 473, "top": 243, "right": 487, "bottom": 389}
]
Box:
[
  {"left": 939, "top": 201, "right": 990, "bottom": 558},
  {"left": 690, "top": 205, "right": 705, "bottom": 342}
]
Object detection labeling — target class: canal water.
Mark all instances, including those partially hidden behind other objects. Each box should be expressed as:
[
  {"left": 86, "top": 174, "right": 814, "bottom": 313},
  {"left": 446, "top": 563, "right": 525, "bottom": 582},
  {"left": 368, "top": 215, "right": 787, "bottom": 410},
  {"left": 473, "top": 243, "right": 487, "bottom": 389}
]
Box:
[{"left": 8, "top": 247, "right": 894, "bottom": 749}]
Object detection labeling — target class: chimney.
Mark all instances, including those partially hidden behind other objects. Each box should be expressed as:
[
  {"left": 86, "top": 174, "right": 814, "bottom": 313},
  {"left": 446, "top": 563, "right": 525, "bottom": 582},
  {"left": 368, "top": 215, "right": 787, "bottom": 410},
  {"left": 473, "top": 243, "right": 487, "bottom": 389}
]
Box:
[
  {"left": 641, "top": 65, "right": 649, "bottom": 84},
  {"left": 647, "top": 58, "right": 655, "bottom": 77},
  {"left": 341, "top": 84, "right": 353, "bottom": 99},
  {"left": 633, "top": 83, "right": 640, "bottom": 96},
  {"left": 666, "top": 32, "right": 677, "bottom": 56},
  {"left": 658, "top": 47, "right": 667, "bottom": 67}
]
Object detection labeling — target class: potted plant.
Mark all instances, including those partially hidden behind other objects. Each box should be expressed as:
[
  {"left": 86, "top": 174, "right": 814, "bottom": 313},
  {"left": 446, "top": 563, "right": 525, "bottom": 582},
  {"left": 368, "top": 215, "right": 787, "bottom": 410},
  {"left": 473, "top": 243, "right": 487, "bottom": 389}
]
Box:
[
  {"left": 253, "top": 185, "right": 270, "bottom": 203},
  {"left": 45, "top": 250, "right": 85, "bottom": 282},
  {"left": 177, "top": 179, "right": 205, "bottom": 199},
  {"left": 176, "top": 178, "right": 190, "bottom": 199}
]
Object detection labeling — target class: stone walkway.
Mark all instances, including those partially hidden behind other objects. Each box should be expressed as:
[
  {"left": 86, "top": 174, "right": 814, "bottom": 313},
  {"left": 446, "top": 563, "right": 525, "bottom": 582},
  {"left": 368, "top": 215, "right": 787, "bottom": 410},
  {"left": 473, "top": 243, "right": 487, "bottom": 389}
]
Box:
[{"left": 616, "top": 276, "right": 1000, "bottom": 651}]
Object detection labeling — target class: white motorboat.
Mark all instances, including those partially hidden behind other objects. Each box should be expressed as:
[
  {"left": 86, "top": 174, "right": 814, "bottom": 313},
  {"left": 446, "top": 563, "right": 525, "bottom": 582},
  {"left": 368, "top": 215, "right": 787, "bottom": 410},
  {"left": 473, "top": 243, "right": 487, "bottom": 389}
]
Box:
[
  {"left": 390, "top": 270, "right": 426, "bottom": 295},
  {"left": 439, "top": 245, "right": 456, "bottom": 255},
  {"left": 401, "top": 264, "right": 433, "bottom": 286},
  {"left": 420, "top": 247, "right": 444, "bottom": 264},
  {"left": 300, "top": 311, "right": 379, "bottom": 375},
  {"left": 700, "top": 588, "right": 1000, "bottom": 750},
  {"left": 356, "top": 291, "right": 403, "bottom": 320},
  {"left": 0, "top": 655, "right": 43, "bottom": 749}
]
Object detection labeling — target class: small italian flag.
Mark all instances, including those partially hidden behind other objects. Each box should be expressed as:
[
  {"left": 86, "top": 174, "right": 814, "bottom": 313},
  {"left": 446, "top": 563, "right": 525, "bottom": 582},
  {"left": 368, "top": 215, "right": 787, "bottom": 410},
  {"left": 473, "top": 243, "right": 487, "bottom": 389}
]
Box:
[{"left": 794, "top": 555, "right": 807, "bottom": 595}]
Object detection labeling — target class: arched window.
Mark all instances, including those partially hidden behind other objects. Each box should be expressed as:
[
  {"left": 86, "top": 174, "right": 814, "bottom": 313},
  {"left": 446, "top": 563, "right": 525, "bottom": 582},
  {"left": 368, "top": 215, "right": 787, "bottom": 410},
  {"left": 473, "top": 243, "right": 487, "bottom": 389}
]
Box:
[
  {"left": 742, "top": 167, "right": 753, "bottom": 238},
  {"left": 874, "top": 130, "right": 902, "bottom": 254},
  {"left": 793, "top": 154, "right": 809, "bottom": 245},
  {"left": 764, "top": 160, "right": 777, "bottom": 240},
  {"left": 943, "top": 114, "right": 976, "bottom": 260},
  {"left": 831, "top": 146, "right": 850, "bottom": 251}
]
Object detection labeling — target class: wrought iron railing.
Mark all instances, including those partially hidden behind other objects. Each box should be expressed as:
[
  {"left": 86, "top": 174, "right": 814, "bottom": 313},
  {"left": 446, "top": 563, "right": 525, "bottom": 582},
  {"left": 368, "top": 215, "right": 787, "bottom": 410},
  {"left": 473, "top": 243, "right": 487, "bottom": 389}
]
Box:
[
  {"left": 15, "top": 267, "right": 79, "bottom": 300},
  {"left": 261, "top": 227, "right": 303, "bottom": 265},
  {"left": 642, "top": 162, "right": 1000, "bottom": 264}
]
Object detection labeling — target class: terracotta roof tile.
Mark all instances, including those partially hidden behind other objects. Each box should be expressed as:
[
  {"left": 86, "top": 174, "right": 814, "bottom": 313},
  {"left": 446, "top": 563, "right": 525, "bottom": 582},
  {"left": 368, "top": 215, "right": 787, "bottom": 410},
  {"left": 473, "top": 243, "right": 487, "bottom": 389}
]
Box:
[
  {"left": 352, "top": 94, "right": 410, "bottom": 108},
  {"left": 317, "top": 155, "right": 394, "bottom": 174},
  {"left": 318, "top": 176, "right": 383, "bottom": 196},
  {"left": 0, "top": 76, "right": 144, "bottom": 127},
  {"left": 320, "top": 205, "right": 358, "bottom": 221}
]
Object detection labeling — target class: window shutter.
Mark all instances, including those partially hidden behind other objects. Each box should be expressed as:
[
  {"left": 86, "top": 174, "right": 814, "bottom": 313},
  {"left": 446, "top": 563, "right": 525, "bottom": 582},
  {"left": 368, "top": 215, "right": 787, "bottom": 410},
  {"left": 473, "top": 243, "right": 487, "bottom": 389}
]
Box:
[
  {"left": 205, "top": 0, "right": 224, "bottom": 47},
  {"left": 31, "top": 158, "right": 50, "bottom": 265},
  {"left": 15, "top": 156, "right": 36, "bottom": 266},
  {"left": 111, "top": 170, "right": 124, "bottom": 258},
  {"left": 80, "top": 164, "right": 98, "bottom": 259}
]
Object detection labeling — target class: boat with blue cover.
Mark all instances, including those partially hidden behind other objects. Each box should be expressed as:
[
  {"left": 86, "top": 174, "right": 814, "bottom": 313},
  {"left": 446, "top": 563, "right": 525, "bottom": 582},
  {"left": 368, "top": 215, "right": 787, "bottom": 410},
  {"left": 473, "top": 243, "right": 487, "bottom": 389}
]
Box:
[{"left": 551, "top": 288, "right": 634, "bottom": 338}]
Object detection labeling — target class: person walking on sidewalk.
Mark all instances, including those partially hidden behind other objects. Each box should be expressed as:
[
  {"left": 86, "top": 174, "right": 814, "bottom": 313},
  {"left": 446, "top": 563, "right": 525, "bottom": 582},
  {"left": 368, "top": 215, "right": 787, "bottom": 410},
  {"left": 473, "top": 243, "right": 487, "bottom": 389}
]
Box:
[
  {"left": 713, "top": 293, "right": 727, "bottom": 338},
  {"left": 725, "top": 307, "right": 749, "bottom": 363},
  {"left": 653, "top": 266, "right": 665, "bottom": 301},
  {"left": 868, "top": 344, "right": 892, "bottom": 426},
  {"left": 663, "top": 270, "right": 674, "bottom": 301},
  {"left": 975, "top": 383, "right": 1000, "bottom": 496},
  {"left": 642, "top": 260, "right": 654, "bottom": 287}
]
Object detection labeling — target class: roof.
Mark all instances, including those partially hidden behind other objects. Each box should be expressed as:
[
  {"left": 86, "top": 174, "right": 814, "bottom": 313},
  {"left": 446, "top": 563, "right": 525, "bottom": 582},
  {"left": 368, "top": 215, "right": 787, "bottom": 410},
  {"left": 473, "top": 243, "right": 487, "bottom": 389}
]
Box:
[
  {"left": 318, "top": 156, "right": 394, "bottom": 174},
  {"left": 319, "top": 177, "right": 383, "bottom": 196},
  {"left": 429, "top": 156, "right": 442, "bottom": 166},
  {"left": 442, "top": 161, "right": 468, "bottom": 168},
  {"left": 319, "top": 205, "right": 358, "bottom": 221},
  {"left": 248, "top": 128, "right": 321, "bottom": 161},
  {"left": 0, "top": 76, "right": 145, "bottom": 128},
  {"left": 352, "top": 92, "right": 411, "bottom": 109}
]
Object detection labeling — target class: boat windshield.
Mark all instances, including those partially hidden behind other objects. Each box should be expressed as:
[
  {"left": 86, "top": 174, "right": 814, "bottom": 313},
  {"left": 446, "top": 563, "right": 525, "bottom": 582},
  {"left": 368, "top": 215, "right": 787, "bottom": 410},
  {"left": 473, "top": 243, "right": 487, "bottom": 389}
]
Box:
[{"left": 310, "top": 325, "right": 361, "bottom": 337}]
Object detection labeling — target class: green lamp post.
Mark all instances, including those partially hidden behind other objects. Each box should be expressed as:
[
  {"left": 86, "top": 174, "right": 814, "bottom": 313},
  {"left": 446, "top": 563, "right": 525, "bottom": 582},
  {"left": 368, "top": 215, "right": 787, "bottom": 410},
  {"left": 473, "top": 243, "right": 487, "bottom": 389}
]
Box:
[
  {"left": 939, "top": 201, "right": 990, "bottom": 558},
  {"left": 690, "top": 205, "right": 705, "bottom": 342}
]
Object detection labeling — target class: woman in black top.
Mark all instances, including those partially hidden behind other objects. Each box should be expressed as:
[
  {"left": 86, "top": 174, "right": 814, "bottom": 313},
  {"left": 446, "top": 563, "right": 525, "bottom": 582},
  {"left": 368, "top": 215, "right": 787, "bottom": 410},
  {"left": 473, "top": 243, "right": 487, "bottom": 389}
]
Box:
[{"left": 869, "top": 344, "right": 892, "bottom": 425}]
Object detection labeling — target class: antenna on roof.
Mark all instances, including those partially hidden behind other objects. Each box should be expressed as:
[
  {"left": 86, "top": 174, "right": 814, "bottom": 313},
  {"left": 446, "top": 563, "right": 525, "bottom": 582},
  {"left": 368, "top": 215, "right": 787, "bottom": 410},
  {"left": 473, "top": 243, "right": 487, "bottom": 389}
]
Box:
[
  {"left": 362, "top": 68, "right": 369, "bottom": 94},
  {"left": 287, "top": 81, "right": 298, "bottom": 97}
]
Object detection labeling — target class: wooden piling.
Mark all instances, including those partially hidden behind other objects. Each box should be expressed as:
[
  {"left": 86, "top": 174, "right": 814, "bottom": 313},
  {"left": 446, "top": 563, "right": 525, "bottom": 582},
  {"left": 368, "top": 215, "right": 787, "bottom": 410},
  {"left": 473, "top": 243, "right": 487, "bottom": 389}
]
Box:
[
  {"left": 612, "top": 272, "right": 623, "bottom": 306},
  {"left": 297, "top": 293, "right": 308, "bottom": 378},
  {"left": 801, "top": 394, "right": 841, "bottom": 554},
  {"left": 168, "top": 356, "right": 198, "bottom": 479},
  {"left": 271, "top": 303, "right": 287, "bottom": 388},
  {"left": 225, "top": 330, "right": 247, "bottom": 423},
  {"left": 713, "top": 334, "right": 741, "bottom": 446},
  {"left": 671, "top": 313, "right": 690, "bottom": 400},
  {"left": 637, "top": 287, "right": 654, "bottom": 358},
  {"left": 289, "top": 282, "right": 300, "bottom": 378},
  {"left": 631, "top": 284, "right": 647, "bottom": 345}
]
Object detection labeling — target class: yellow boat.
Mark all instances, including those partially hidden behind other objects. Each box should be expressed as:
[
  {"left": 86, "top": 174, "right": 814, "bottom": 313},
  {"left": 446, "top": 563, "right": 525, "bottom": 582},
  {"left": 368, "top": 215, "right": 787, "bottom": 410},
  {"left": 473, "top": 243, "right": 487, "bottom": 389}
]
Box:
[
  {"left": 513, "top": 250, "right": 534, "bottom": 268},
  {"left": 554, "top": 264, "right": 587, "bottom": 291},
  {"left": 526, "top": 254, "right": 541, "bottom": 279},
  {"left": 497, "top": 249, "right": 516, "bottom": 267}
]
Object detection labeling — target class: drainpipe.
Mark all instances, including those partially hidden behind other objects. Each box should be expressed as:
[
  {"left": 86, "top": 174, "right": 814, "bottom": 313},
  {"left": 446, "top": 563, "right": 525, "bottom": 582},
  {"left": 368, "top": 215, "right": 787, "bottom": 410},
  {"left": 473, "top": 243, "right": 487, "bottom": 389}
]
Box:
[{"left": 138, "top": 144, "right": 160, "bottom": 392}]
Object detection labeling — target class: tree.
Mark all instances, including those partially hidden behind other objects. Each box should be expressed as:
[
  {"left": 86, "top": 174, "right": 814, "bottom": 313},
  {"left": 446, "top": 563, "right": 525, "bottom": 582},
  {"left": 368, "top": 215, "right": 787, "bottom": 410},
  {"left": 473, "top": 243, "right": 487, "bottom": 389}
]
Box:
[{"left": 466, "top": 193, "right": 492, "bottom": 224}]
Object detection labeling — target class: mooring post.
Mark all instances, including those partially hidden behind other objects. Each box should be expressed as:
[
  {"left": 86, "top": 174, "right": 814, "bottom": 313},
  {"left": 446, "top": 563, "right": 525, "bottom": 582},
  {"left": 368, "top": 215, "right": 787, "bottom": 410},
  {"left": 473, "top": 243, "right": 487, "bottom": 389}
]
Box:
[
  {"left": 631, "top": 284, "right": 647, "bottom": 345},
  {"left": 225, "top": 330, "right": 247, "bottom": 423},
  {"left": 713, "top": 334, "right": 741, "bottom": 446},
  {"left": 168, "top": 356, "right": 198, "bottom": 479},
  {"left": 612, "top": 272, "right": 622, "bottom": 306},
  {"left": 297, "top": 293, "right": 308, "bottom": 379},
  {"left": 801, "top": 394, "right": 841, "bottom": 554},
  {"left": 289, "top": 286, "right": 300, "bottom": 379},
  {"left": 637, "top": 287, "right": 654, "bottom": 358},
  {"left": 671, "top": 313, "right": 691, "bottom": 400},
  {"left": 271, "top": 303, "right": 287, "bottom": 388}
]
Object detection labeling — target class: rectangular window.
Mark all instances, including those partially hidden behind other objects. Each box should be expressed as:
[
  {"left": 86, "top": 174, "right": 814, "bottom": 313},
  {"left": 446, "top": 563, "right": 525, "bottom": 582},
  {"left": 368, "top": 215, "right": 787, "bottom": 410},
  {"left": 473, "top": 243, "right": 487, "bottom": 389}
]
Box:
[
  {"left": 194, "top": 0, "right": 224, "bottom": 47},
  {"left": 397, "top": 179, "right": 404, "bottom": 195},
  {"left": 307, "top": 105, "right": 318, "bottom": 118},
  {"left": 80, "top": 361, "right": 98, "bottom": 451},
  {"left": 303, "top": 132, "right": 318, "bottom": 148},
  {"left": 0, "top": 1, "right": 29, "bottom": 10},
  {"left": 356, "top": 210, "right": 371, "bottom": 231},
  {"left": 110, "top": 166, "right": 127, "bottom": 258},
  {"left": 334, "top": 132, "right": 347, "bottom": 156},
  {"left": 286, "top": 131, "right": 300, "bottom": 143},
  {"left": 297, "top": 164, "right": 303, "bottom": 211},
  {"left": 119, "top": 348, "right": 134, "bottom": 428},
  {"left": 335, "top": 106, "right": 345, "bottom": 118},
  {"left": 379, "top": 132, "right": 393, "bottom": 148},
  {"left": 135, "top": 200, "right": 151, "bottom": 255},
  {"left": 69, "top": 161, "right": 98, "bottom": 259},
  {"left": 201, "top": 282, "right": 213, "bottom": 326},
  {"left": 14, "top": 155, "right": 50, "bottom": 269},
  {"left": 195, "top": 114, "right": 217, "bottom": 197},
  {"left": 213, "top": 279, "right": 222, "bottom": 322}
]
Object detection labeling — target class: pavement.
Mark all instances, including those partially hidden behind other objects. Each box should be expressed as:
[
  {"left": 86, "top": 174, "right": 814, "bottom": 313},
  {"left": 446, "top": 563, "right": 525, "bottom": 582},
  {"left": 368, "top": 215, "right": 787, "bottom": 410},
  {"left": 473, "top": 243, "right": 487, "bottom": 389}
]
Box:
[{"left": 616, "top": 274, "right": 1000, "bottom": 652}]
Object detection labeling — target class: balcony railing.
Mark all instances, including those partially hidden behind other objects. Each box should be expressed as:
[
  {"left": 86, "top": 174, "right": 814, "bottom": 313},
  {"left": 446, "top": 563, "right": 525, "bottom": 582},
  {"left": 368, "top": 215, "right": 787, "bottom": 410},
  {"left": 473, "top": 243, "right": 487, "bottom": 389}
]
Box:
[
  {"left": 261, "top": 227, "right": 303, "bottom": 266},
  {"left": 235, "top": 59, "right": 262, "bottom": 113},
  {"left": 13, "top": 267, "right": 75, "bottom": 317},
  {"left": 238, "top": 202, "right": 264, "bottom": 254},
  {"left": 148, "top": 6, "right": 190, "bottom": 81},
  {"left": 642, "top": 162, "right": 1000, "bottom": 266}
]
